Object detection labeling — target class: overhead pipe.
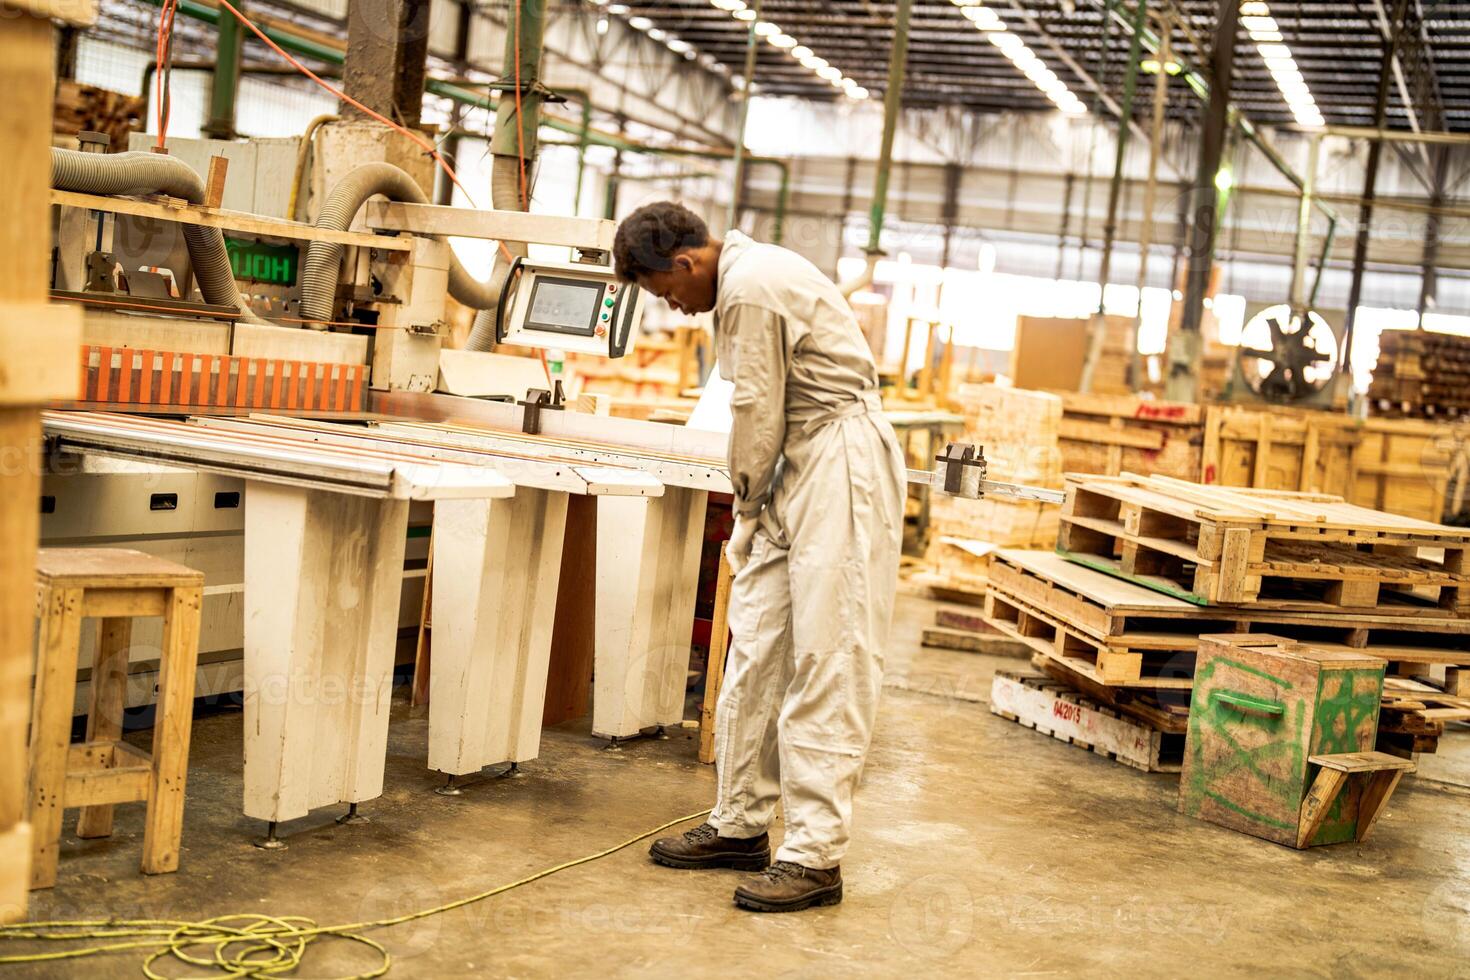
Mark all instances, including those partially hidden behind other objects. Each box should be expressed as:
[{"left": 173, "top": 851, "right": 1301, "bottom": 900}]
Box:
[
  {"left": 1096, "top": 0, "right": 1338, "bottom": 229},
  {"left": 202, "top": 0, "right": 244, "bottom": 139},
  {"left": 465, "top": 0, "right": 549, "bottom": 351},
  {"left": 727, "top": 0, "right": 761, "bottom": 232},
  {"left": 1079, "top": 0, "right": 1147, "bottom": 394},
  {"left": 841, "top": 0, "right": 913, "bottom": 299},
  {"left": 50, "top": 148, "right": 265, "bottom": 322}
]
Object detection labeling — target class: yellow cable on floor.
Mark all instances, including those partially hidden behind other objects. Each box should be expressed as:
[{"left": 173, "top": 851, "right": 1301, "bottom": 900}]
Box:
[{"left": 0, "top": 808, "right": 712, "bottom": 979}]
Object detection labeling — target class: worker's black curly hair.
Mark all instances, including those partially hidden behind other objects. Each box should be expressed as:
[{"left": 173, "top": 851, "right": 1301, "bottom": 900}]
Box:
[{"left": 613, "top": 201, "right": 711, "bottom": 282}]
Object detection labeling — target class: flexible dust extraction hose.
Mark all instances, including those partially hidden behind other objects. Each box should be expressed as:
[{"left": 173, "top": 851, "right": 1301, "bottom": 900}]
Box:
[
  {"left": 298, "top": 161, "right": 507, "bottom": 326},
  {"left": 463, "top": 155, "right": 531, "bottom": 351},
  {"left": 49, "top": 148, "right": 265, "bottom": 323}
]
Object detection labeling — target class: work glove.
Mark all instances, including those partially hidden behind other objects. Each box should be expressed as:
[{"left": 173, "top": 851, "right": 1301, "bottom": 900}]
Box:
[{"left": 726, "top": 513, "right": 757, "bottom": 575}]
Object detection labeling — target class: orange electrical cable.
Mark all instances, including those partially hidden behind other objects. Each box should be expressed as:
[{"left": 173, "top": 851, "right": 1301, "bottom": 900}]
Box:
[
  {"left": 153, "top": 0, "right": 178, "bottom": 149},
  {"left": 212, "top": 0, "right": 479, "bottom": 207},
  {"left": 513, "top": 0, "right": 529, "bottom": 210}
]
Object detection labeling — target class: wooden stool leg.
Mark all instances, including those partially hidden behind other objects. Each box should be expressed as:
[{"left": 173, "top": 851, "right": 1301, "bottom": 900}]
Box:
[
  {"left": 1295, "top": 766, "right": 1349, "bottom": 849},
  {"left": 75, "top": 618, "right": 131, "bottom": 840},
  {"left": 1355, "top": 769, "right": 1406, "bottom": 843},
  {"left": 141, "top": 587, "right": 201, "bottom": 875},
  {"left": 27, "top": 587, "right": 83, "bottom": 889}
]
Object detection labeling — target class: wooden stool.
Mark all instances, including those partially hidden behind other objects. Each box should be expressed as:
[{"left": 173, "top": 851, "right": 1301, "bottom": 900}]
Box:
[
  {"left": 28, "top": 548, "right": 203, "bottom": 889},
  {"left": 1296, "top": 751, "right": 1415, "bottom": 849}
]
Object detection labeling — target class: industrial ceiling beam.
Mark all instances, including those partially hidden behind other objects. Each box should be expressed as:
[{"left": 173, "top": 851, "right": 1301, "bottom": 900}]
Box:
[
  {"left": 1165, "top": 0, "right": 1237, "bottom": 403},
  {"left": 342, "top": 0, "right": 432, "bottom": 126}
]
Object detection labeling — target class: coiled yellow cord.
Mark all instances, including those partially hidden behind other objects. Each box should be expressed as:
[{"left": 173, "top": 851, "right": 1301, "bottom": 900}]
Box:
[{"left": 0, "top": 808, "right": 711, "bottom": 979}]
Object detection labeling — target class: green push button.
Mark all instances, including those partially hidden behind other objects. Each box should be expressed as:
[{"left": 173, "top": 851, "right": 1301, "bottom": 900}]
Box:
[{"left": 604, "top": 297, "right": 615, "bottom": 308}]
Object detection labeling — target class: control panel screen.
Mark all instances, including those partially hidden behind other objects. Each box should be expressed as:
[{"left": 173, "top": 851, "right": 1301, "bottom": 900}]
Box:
[{"left": 525, "top": 277, "right": 604, "bottom": 336}]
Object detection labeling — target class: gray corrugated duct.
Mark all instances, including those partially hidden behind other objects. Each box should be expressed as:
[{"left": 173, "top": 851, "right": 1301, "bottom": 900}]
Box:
[
  {"left": 50, "top": 149, "right": 264, "bottom": 323},
  {"left": 297, "top": 162, "right": 507, "bottom": 326},
  {"left": 464, "top": 156, "right": 530, "bottom": 352}
]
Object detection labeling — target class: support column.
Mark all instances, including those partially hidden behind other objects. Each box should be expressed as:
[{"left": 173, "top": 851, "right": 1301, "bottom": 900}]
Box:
[
  {"left": 865, "top": 0, "right": 914, "bottom": 260},
  {"left": 1164, "top": 0, "right": 1238, "bottom": 403},
  {"left": 342, "top": 0, "right": 432, "bottom": 126},
  {"left": 592, "top": 489, "right": 709, "bottom": 740},
  {"left": 1081, "top": 0, "right": 1148, "bottom": 393},
  {"left": 242, "top": 484, "right": 409, "bottom": 824},
  {"left": 203, "top": 0, "right": 244, "bottom": 140},
  {"left": 727, "top": 0, "right": 761, "bottom": 231},
  {"left": 1, "top": 1, "right": 89, "bottom": 920},
  {"left": 1342, "top": 0, "right": 1411, "bottom": 396},
  {"left": 427, "top": 491, "right": 569, "bottom": 775},
  {"left": 1418, "top": 145, "right": 1450, "bottom": 323}
]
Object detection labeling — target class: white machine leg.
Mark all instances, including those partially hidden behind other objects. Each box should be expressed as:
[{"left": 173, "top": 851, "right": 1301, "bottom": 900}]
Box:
[
  {"left": 242, "top": 483, "right": 409, "bottom": 823},
  {"left": 592, "top": 488, "right": 708, "bottom": 740},
  {"left": 427, "top": 490, "right": 568, "bottom": 776}
]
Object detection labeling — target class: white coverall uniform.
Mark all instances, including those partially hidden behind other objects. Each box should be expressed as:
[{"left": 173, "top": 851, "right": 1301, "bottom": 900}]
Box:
[{"left": 707, "top": 230, "right": 907, "bottom": 870}]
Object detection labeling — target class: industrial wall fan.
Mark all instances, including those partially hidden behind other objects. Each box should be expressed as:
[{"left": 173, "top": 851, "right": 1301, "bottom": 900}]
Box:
[{"left": 1228, "top": 303, "right": 1342, "bottom": 407}]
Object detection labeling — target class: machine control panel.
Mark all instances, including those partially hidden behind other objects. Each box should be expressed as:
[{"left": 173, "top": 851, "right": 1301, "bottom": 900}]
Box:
[{"left": 497, "top": 258, "right": 643, "bottom": 357}]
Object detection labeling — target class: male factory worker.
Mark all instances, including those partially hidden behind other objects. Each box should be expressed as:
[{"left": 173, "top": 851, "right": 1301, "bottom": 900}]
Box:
[{"left": 613, "top": 202, "right": 906, "bottom": 913}]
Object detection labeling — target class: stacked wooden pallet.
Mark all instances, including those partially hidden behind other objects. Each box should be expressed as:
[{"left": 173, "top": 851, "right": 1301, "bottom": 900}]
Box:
[
  {"left": 984, "top": 549, "right": 1470, "bottom": 755},
  {"left": 922, "top": 385, "right": 1064, "bottom": 594},
  {"left": 1370, "top": 328, "right": 1470, "bottom": 419},
  {"left": 53, "top": 80, "right": 144, "bottom": 149},
  {"left": 980, "top": 473, "right": 1470, "bottom": 756},
  {"left": 1058, "top": 392, "right": 1202, "bottom": 481},
  {"left": 1055, "top": 473, "right": 1470, "bottom": 612}
]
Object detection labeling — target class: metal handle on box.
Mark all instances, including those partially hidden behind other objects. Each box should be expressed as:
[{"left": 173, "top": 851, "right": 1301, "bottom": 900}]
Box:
[{"left": 1210, "top": 689, "right": 1285, "bottom": 718}]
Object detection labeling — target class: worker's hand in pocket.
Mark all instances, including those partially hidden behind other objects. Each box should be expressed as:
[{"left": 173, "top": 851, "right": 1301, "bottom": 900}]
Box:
[{"left": 727, "top": 514, "right": 757, "bottom": 574}]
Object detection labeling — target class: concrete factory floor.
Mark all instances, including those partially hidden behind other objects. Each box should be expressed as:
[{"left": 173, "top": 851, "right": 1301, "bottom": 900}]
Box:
[{"left": 17, "top": 590, "right": 1470, "bottom": 978}]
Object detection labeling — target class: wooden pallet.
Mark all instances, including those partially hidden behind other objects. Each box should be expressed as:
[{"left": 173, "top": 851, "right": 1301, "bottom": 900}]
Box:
[
  {"left": 920, "top": 608, "right": 1032, "bottom": 658},
  {"left": 1057, "top": 473, "right": 1470, "bottom": 611},
  {"left": 985, "top": 549, "right": 1470, "bottom": 688},
  {"left": 988, "top": 671, "right": 1183, "bottom": 773}
]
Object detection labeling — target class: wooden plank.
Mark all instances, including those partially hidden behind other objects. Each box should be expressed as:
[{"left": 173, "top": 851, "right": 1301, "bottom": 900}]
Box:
[
  {"left": 27, "top": 586, "right": 83, "bottom": 888},
  {"left": 1355, "top": 769, "right": 1406, "bottom": 843},
  {"left": 75, "top": 619, "right": 131, "bottom": 839},
  {"left": 141, "top": 585, "right": 200, "bottom": 874},
  {"left": 543, "top": 496, "right": 597, "bottom": 726},
  {"left": 921, "top": 626, "right": 1031, "bottom": 657},
  {"left": 1296, "top": 767, "right": 1349, "bottom": 849},
  {"left": 699, "top": 550, "right": 734, "bottom": 766},
  {"left": 50, "top": 189, "right": 413, "bottom": 251}
]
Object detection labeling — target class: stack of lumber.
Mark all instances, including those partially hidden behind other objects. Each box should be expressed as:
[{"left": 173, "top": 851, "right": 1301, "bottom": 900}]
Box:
[
  {"left": 923, "top": 385, "right": 1063, "bottom": 593},
  {"left": 1370, "top": 329, "right": 1470, "bottom": 419},
  {"left": 981, "top": 474, "right": 1470, "bottom": 758},
  {"left": 53, "top": 80, "right": 144, "bottom": 149},
  {"left": 1011, "top": 315, "right": 1134, "bottom": 395},
  {"left": 1058, "top": 392, "right": 1202, "bottom": 481},
  {"left": 1053, "top": 392, "right": 1458, "bottom": 523}
]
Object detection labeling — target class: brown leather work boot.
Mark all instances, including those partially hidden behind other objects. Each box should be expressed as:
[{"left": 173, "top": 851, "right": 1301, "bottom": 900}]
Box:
[
  {"left": 649, "top": 822, "right": 771, "bottom": 871},
  {"left": 733, "top": 860, "right": 843, "bottom": 912}
]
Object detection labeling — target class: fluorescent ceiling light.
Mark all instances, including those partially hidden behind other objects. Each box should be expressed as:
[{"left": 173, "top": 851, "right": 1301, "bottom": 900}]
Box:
[
  {"left": 754, "top": 20, "right": 780, "bottom": 36},
  {"left": 628, "top": 15, "right": 651, "bottom": 30},
  {"left": 802, "top": 55, "right": 827, "bottom": 70},
  {"left": 792, "top": 45, "right": 812, "bottom": 59},
  {"left": 667, "top": 38, "right": 691, "bottom": 53},
  {"left": 768, "top": 33, "right": 798, "bottom": 49},
  {"left": 848, "top": 86, "right": 869, "bottom": 99},
  {"left": 647, "top": 27, "right": 666, "bottom": 40},
  {"left": 1244, "top": 2, "right": 1324, "bottom": 129},
  {"left": 818, "top": 65, "right": 842, "bottom": 81},
  {"left": 710, "top": 0, "right": 746, "bottom": 9},
  {"left": 733, "top": 8, "right": 755, "bottom": 20},
  {"left": 606, "top": 3, "right": 628, "bottom": 12}
]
